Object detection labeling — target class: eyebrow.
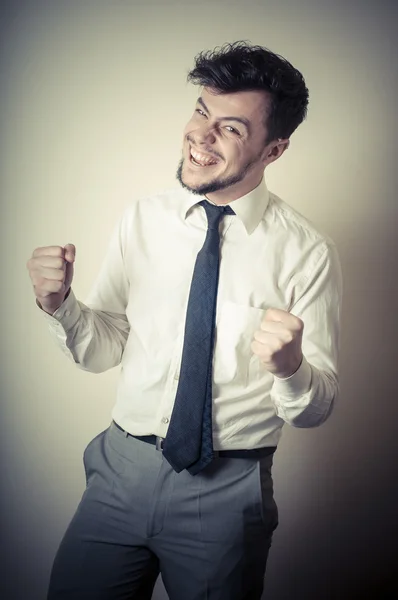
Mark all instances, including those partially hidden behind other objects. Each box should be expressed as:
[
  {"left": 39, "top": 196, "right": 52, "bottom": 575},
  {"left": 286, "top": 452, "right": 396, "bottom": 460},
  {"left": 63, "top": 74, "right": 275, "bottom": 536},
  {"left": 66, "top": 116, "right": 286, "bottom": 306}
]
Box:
[{"left": 197, "top": 97, "right": 251, "bottom": 132}]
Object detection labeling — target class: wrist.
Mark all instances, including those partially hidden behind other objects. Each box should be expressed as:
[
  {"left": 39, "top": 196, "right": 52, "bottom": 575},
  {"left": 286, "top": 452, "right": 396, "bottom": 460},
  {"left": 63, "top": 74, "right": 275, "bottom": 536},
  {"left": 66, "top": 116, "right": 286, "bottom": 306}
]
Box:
[{"left": 274, "top": 355, "right": 303, "bottom": 380}]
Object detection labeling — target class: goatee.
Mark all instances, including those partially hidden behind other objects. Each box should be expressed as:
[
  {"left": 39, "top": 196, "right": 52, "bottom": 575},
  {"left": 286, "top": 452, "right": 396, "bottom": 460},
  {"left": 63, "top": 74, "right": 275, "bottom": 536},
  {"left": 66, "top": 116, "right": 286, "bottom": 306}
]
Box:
[{"left": 176, "top": 157, "right": 257, "bottom": 196}]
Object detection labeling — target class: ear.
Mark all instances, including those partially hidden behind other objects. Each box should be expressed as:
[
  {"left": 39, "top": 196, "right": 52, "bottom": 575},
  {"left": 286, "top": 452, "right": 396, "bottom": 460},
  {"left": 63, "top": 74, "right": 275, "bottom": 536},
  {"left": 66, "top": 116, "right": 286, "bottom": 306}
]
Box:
[{"left": 261, "top": 138, "right": 290, "bottom": 167}]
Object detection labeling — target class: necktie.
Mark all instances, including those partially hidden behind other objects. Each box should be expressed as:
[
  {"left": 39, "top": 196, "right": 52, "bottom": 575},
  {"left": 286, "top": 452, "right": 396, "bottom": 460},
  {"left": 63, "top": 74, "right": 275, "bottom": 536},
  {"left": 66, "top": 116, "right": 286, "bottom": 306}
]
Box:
[{"left": 162, "top": 200, "right": 234, "bottom": 475}]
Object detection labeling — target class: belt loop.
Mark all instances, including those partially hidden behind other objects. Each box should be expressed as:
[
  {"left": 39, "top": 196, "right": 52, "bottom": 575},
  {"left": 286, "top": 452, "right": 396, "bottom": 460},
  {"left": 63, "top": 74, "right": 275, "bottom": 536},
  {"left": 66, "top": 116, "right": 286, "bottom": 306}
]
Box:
[{"left": 156, "top": 437, "right": 164, "bottom": 451}]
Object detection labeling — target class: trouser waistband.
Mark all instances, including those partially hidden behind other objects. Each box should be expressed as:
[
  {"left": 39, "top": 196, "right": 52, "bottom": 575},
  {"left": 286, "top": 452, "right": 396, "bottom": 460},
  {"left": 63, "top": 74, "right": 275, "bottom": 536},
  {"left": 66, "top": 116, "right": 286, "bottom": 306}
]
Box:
[{"left": 112, "top": 420, "right": 276, "bottom": 459}]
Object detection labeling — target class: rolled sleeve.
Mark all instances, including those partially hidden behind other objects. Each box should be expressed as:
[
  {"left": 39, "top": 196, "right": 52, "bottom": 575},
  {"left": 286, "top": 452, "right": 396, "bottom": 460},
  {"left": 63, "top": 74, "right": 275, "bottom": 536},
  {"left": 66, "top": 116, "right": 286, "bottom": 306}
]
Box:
[{"left": 270, "top": 242, "right": 342, "bottom": 428}]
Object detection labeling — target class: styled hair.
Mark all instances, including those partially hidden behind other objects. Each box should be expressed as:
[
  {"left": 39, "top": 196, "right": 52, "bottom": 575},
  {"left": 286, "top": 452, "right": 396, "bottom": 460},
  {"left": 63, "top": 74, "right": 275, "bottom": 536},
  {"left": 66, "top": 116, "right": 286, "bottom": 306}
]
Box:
[{"left": 187, "top": 41, "right": 309, "bottom": 144}]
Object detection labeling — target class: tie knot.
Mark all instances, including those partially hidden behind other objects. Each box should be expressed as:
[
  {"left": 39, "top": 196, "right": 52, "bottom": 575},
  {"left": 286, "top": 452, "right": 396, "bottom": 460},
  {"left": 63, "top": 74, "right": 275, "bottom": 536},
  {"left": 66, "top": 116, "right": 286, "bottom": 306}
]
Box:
[{"left": 200, "top": 200, "right": 235, "bottom": 230}]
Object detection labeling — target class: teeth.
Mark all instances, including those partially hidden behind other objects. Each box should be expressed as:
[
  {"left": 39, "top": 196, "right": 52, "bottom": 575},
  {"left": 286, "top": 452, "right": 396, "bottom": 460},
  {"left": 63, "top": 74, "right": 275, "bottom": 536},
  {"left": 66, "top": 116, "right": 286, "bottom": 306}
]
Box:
[{"left": 190, "top": 148, "right": 218, "bottom": 166}]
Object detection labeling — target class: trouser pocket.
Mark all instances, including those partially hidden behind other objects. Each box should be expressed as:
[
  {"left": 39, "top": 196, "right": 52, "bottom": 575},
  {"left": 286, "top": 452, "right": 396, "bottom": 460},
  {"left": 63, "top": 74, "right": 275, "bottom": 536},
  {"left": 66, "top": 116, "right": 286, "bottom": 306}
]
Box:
[{"left": 256, "top": 455, "right": 279, "bottom": 535}]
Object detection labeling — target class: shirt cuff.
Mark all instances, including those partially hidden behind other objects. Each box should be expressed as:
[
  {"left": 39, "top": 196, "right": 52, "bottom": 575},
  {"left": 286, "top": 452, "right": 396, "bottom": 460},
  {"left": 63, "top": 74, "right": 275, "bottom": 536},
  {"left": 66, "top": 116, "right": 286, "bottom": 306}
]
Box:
[
  {"left": 272, "top": 356, "right": 312, "bottom": 399},
  {"left": 36, "top": 288, "right": 82, "bottom": 332}
]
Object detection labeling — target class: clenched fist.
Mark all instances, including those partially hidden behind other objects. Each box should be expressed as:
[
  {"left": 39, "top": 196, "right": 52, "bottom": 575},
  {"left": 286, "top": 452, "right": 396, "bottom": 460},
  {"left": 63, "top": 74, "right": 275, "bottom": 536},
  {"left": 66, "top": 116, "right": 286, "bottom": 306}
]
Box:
[
  {"left": 26, "top": 244, "right": 76, "bottom": 315},
  {"left": 251, "top": 308, "right": 304, "bottom": 379}
]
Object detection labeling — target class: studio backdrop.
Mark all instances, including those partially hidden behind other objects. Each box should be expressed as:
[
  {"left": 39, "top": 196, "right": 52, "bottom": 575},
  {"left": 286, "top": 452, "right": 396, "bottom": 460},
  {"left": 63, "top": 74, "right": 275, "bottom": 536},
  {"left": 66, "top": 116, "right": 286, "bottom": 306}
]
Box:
[{"left": 0, "top": 1, "right": 397, "bottom": 598}]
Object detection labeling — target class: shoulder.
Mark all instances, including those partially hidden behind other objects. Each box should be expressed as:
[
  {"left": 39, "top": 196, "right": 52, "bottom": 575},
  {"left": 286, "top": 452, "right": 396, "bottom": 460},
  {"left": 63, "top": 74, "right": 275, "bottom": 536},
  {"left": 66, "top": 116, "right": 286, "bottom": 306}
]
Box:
[
  {"left": 265, "top": 192, "right": 341, "bottom": 283},
  {"left": 267, "top": 192, "right": 337, "bottom": 254}
]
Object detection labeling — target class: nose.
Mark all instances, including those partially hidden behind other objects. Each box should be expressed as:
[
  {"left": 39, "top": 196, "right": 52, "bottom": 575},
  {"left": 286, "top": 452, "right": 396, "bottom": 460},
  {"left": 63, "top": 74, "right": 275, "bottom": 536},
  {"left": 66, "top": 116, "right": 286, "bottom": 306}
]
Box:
[{"left": 193, "top": 123, "right": 216, "bottom": 146}]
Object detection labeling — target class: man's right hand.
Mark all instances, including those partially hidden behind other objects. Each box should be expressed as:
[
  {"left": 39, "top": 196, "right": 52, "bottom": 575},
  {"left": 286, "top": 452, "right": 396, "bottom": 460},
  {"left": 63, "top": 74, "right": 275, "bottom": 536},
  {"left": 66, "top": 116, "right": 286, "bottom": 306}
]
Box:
[{"left": 27, "top": 244, "right": 76, "bottom": 315}]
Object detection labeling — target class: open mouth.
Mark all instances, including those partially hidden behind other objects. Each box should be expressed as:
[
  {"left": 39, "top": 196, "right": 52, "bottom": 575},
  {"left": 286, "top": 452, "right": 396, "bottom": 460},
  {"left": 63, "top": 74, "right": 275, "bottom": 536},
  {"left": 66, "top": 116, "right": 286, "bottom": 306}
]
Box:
[{"left": 189, "top": 147, "right": 219, "bottom": 168}]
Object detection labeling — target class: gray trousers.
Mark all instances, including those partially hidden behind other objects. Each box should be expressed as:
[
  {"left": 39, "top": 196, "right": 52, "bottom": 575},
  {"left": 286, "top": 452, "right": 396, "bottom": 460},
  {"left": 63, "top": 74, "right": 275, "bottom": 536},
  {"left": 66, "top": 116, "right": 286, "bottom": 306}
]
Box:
[{"left": 47, "top": 421, "right": 278, "bottom": 600}]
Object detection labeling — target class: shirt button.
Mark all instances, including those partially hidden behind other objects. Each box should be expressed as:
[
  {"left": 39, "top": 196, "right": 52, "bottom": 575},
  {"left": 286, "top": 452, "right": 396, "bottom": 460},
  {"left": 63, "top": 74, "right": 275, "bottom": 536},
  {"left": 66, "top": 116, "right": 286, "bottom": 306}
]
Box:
[
  {"left": 174, "top": 373, "right": 179, "bottom": 380},
  {"left": 161, "top": 417, "right": 169, "bottom": 424},
  {"left": 65, "top": 310, "right": 71, "bottom": 317}
]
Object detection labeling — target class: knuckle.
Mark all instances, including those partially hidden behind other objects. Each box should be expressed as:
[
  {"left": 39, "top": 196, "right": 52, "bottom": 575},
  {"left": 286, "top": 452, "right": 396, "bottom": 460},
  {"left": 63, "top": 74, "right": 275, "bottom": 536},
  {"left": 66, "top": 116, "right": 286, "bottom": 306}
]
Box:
[
  {"left": 263, "top": 350, "right": 273, "bottom": 362},
  {"left": 54, "top": 257, "right": 65, "bottom": 269},
  {"left": 33, "top": 245, "right": 64, "bottom": 258},
  {"left": 293, "top": 315, "right": 304, "bottom": 330}
]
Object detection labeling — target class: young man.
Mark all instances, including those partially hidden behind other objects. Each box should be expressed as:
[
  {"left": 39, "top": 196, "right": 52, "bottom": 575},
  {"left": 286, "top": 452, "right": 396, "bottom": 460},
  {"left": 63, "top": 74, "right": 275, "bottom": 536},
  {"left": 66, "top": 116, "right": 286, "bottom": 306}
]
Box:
[{"left": 27, "top": 42, "right": 342, "bottom": 600}]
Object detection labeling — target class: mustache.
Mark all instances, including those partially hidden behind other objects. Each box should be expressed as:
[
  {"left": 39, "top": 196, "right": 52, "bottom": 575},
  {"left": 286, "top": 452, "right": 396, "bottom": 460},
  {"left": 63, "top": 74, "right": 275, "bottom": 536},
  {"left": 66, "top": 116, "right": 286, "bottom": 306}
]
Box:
[{"left": 186, "top": 135, "right": 223, "bottom": 161}]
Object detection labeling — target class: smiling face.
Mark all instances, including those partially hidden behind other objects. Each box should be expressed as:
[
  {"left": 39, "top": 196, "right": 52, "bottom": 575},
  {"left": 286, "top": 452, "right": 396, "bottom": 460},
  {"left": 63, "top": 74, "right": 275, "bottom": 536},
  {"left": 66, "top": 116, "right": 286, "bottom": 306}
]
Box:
[{"left": 177, "top": 87, "right": 289, "bottom": 204}]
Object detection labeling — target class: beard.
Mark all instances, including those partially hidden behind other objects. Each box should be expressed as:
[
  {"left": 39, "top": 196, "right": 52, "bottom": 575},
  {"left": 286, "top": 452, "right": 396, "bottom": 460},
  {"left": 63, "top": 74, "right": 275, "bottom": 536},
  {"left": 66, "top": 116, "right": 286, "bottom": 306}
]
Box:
[{"left": 176, "top": 155, "right": 258, "bottom": 196}]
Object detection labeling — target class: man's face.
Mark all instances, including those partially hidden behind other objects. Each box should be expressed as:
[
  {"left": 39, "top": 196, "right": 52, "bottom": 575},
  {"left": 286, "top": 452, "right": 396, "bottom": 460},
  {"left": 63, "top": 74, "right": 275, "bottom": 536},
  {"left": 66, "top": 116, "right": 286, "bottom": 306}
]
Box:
[{"left": 177, "top": 87, "right": 286, "bottom": 203}]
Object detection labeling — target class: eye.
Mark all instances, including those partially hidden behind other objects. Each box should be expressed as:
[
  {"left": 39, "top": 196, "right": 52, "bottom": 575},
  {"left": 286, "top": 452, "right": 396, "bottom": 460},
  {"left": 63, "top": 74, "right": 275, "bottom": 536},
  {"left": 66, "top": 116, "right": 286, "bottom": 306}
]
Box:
[
  {"left": 195, "top": 109, "right": 207, "bottom": 117},
  {"left": 225, "top": 125, "right": 240, "bottom": 135}
]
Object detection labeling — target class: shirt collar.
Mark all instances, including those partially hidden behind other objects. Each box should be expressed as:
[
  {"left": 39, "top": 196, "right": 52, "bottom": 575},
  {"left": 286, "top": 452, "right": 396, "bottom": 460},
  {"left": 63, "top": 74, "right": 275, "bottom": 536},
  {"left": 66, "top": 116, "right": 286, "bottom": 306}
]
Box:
[{"left": 182, "top": 178, "right": 270, "bottom": 235}]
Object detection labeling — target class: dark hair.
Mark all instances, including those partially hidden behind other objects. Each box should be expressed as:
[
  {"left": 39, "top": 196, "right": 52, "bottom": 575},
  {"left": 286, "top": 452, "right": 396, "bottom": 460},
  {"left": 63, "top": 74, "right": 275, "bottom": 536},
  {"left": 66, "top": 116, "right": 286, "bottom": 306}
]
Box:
[{"left": 187, "top": 41, "right": 309, "bottom": 144}]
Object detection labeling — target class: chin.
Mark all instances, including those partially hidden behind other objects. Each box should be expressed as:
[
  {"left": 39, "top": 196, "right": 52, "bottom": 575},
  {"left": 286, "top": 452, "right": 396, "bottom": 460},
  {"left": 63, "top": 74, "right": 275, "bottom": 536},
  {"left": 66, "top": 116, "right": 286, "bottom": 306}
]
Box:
[
  {"left": 176, "top": 157, "right": 239, "bottom": 196},
  {"left": 176, "top": 159, "right": 206, "bottom": 194}
]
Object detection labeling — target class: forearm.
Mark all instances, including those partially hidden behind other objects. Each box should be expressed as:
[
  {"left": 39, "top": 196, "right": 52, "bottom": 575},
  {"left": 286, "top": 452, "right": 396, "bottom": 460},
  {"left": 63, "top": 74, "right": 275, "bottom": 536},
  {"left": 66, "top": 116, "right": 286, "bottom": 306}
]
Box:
[
  {"left": 41, "top": 288, "right": 130, "bottom": 373},
  {"left": 268, "top": 241, "right": 342, "bottom": 428},
  {"left": 270, "top": 356, "right": 338, "bottom": 427}
]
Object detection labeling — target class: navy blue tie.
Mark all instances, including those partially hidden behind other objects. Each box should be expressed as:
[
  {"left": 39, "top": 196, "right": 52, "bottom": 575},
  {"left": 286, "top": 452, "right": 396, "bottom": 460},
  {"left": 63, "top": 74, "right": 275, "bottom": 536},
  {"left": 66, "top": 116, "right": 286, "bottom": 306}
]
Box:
[{"left": 162, "top": 200, "right": 234, "bottom": 475}]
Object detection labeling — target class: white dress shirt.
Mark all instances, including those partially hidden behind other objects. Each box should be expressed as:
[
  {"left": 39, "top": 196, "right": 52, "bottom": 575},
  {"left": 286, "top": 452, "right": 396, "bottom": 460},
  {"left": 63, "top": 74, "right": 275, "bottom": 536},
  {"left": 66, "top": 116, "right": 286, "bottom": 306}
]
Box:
[{"left": 39, "top": 178, "right": 342, "bottom": 450}]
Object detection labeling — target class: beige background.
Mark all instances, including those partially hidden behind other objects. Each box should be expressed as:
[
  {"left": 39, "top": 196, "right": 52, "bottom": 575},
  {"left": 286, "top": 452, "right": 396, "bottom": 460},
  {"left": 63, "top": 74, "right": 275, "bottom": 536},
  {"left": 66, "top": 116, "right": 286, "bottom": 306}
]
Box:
[{"left": 1, "top": 0, "right": 397, "bottom": 598}]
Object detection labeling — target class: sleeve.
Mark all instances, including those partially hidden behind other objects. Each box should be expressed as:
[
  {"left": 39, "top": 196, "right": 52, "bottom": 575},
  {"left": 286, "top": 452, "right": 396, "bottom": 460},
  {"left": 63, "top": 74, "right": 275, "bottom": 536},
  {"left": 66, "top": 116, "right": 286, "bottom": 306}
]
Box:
[
  {"left": 269, "top": 242, "right": 343, "bottom": 427},
  {"left": 38, "top": 206, "right": 132, "bottom": 373}
]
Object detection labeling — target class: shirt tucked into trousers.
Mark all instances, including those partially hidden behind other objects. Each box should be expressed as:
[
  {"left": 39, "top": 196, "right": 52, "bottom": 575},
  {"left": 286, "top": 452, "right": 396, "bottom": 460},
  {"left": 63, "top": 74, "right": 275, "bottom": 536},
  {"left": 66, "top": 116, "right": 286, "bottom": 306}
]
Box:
[{"left": 42, "top": 179, "right": 342, "bottom": 599}]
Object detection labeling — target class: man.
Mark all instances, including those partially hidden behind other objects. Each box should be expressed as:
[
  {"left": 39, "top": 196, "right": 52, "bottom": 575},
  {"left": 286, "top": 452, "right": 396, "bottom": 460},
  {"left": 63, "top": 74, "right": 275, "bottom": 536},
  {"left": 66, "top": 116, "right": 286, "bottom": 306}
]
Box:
[{"left": 27, "top": 41, "right": 342, "bottom": 600}]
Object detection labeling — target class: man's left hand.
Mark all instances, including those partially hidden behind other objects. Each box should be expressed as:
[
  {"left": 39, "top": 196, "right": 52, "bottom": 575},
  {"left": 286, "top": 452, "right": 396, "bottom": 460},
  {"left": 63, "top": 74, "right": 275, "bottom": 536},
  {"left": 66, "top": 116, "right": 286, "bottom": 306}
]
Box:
[{"left": 251, "top": 308, "right": 304, "bottom": 379}]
